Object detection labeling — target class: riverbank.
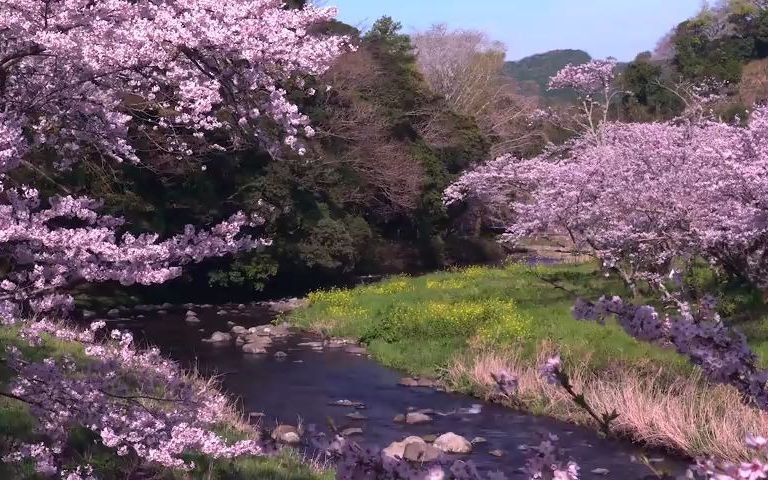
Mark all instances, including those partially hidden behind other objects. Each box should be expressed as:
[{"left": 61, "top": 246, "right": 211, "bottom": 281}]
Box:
[{"left": 289, "top": 262, "right": 768, "bottom": 461}]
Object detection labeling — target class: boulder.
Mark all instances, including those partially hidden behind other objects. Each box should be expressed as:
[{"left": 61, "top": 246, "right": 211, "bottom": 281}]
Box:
[
  {"left": 417, "top": 378, "right": 438, "bottom": 388},
  {"left": 231, "top": 325, "right": 248, "bottom": 335},
  {"left": 405, "top": 412, "right": 432, "bottom": 425},
  {"left": 470, "top": 437, "right": 487, "bottom": 445},
  {"left": 203, "top": 331, "right": 231, "bottom": 343},
  {"left": 403, "top": 442, "right": 441, "bottom": 463},
  {"left": 271, "top": 425, "right": 301, "bottom": 444},
  {"left": 237, "top": 304, "right": 246, "bottom": 310},
  {"left": 433, "top": 433, "right": 472, "bottom": 454},
  {"left": 421, "top": 434, "right": 438, "bottom": 443},
  {"left": 382, "top": 436, "right": 425, "bottom": 459},
  {"left": 243, "top": 334, "right": 273, "bottom": 347},
  {"left": 398, "top": 377, "right": 419, "bottom": 387},
  {"left": 274, "top": 351, "right": 287, "bottom": 359},
  {"left": 242, "top": 343, "right": 268, "bottom": 354}
]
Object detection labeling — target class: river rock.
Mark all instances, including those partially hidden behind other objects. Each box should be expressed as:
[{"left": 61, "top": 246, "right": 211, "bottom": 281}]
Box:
[
  {"left": 346, "top": 412, "right": 368, "bottom": 420},
  {"left": 238, "top": 304, "right": 246, "bottom": 310},
  {"left": 417, "top": 378, "right": 438, "bottom": 388},
  {"left": 159, "top": 302, "right": 173, "bottom": 309},
  {"left": 395, "top": 412, "right": 432, "bottom": 424},
  {"left": 185, "top": 315, "right": 200, "bottom": 324},
  {"left": 271, "top": 425, "right": 301, "bottom": 444},
  {"left": 242, "top": 343, "right": 268, "bottom": 354},
  {"left": 398, "top": 377, "right": 419, "bottom": 387},
  {"left": 298, "top": 341, "right": 323, "bottom": 349},
  {"left": 433, "top": 433, "right": 472, "bottom": 454},
  {"left": 489, "top": 449, "right": 504, "bottom": 457},
  {"left": 590, "top": 468, "right": 610, "bottom": 475},
  {"left": 203, "top": 331, "right": 231, "bottom": 343},
  {"left": 216, "top": 309, "right": 227, "bottom": 315},
  {"left": 341, "top": 427, "right": 363, "bottom": 437},
  {"left": 157, "top": 309, "right": 167, "bottom": 315},
  {"left": 185, "top": 310, "right": 197, "bottom": 317},
  {"left": 327, "top": 339, "right": 350, "bottom": 348},
  {"left": 404, "top": 443, "right": 441, "bottom": 463},
  {"left": 243, "top": 334, "right": 273, "bottom": 347},
  {"left": 470, "top": 437, "right": 487, "bottom": 445},
  {"left": 274, "top": 351, "right": 287, "bottom": 359},
  {"left": 421, "top": 434, "right": 438, "bottom": 443},
  {"left": 263, "top": 297, "right": 307, "bottom": 313},
  {"left": 344, "top": 346, "right": 367, "bottom": 355},
  {"left": 329, "top": 399, "right": 365, "bottom": 408},
  {"left": 382, "top": 436, "right": 426, "bottom": 459},
  {"left": 231, "top": 325, "right": 248, "bottom": 335},
  {"left": 82, "top": 309, "right": 95, "bottom": 319},
  {"left": 249, "top": 324, "right": 290, "bottom": 338},
  {"left": 107, "top": 308, "right": 120, "bottom": 318}
]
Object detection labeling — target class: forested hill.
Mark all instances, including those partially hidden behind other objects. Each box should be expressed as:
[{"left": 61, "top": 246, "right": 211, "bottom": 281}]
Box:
[{"left": 504, "top": 49, "right": 591, "bottom": 102}]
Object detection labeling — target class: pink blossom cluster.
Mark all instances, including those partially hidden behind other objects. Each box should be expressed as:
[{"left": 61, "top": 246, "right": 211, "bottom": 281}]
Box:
[
  {"left": 0, "top": 185, "right": 268, "bottom": 322},
  {"left": 447, "top": 108, "right": 768, "bottom": 288},
  {"left": 548, "top": 59, "right": 617, "bottom": 95},
  {"left": 0, "top": 0, "right": 348, "bottom": 161},
  {"left": 3, "top": 320, "right": 263, "bottom": 476},
  {"left": 692, "top": 435, "right": 768, "bottom": 479}
]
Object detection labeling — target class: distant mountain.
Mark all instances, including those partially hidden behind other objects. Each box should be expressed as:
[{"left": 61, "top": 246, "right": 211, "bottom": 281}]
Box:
[{"left": 504, "top": 49, "right": 592, "bottom": 103}]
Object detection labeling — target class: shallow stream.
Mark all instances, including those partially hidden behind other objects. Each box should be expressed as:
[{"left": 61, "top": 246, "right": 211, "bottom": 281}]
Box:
[{"left": 100, "top": 302, "right": 684, "bottom": 479}]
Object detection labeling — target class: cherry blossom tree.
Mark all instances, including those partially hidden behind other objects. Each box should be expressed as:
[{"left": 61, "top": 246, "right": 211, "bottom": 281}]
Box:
[
  {"left": 0, "top": 0, "right": 349, "bottom": 476},
  {"left": 447, "top": 106, "right": 768, "bottom": 293},
  {"left": 0, "top": 0, "right": 349, "bottom": 318},
  {"left": 545, "top": 58, "right": 622, "bottom": 138}
]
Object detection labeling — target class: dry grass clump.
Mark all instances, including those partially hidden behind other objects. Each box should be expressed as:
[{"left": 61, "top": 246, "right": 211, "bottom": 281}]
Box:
[{"left": 448, "top": 345, "right": 768, "bottom": 462}]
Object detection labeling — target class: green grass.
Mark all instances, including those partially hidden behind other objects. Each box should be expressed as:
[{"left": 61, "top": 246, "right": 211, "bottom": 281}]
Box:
[{"left": 291, "top": 262, "right": 692, "bottom": 377}]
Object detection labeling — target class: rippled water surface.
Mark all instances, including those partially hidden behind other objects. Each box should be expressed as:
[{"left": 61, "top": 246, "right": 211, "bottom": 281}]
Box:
[{"left": 103, "top": 303, "right": 684, "bottom": 479}]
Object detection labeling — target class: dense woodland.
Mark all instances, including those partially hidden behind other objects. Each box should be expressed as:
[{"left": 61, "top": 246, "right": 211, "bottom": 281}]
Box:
[{"left": 17, "top": 0, "right": 768, "bottom": 300}]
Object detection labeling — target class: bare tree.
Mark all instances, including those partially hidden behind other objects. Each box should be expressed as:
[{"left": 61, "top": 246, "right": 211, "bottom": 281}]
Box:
[
  {"left": 314, "top": 49, "right": 425, "bottom": 218},
  {"left": 412, "top": 24, "right": 540, "bottom": 157}
]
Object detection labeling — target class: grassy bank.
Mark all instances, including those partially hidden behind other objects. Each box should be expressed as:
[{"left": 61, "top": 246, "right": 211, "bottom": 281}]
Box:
[
  {"left": 0, "top": 325, "right": 331, "bottom": 480},
  {"left": 290, "top": 262, "right": 768, "bottom": 461}
]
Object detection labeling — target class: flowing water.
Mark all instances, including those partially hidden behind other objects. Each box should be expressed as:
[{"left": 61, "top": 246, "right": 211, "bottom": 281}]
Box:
[{"left": 100, "top": 303, "right": 685, "bottom": 479}]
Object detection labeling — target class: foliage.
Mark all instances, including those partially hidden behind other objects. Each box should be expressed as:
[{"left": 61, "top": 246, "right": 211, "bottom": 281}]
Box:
[{"left": 292, "top": 263, "right": 688, "bottom": 376}]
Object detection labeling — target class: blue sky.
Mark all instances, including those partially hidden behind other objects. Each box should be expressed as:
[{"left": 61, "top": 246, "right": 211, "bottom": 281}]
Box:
[{"left": 328, "top": 0, "right": 703, "bottom": 61}]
